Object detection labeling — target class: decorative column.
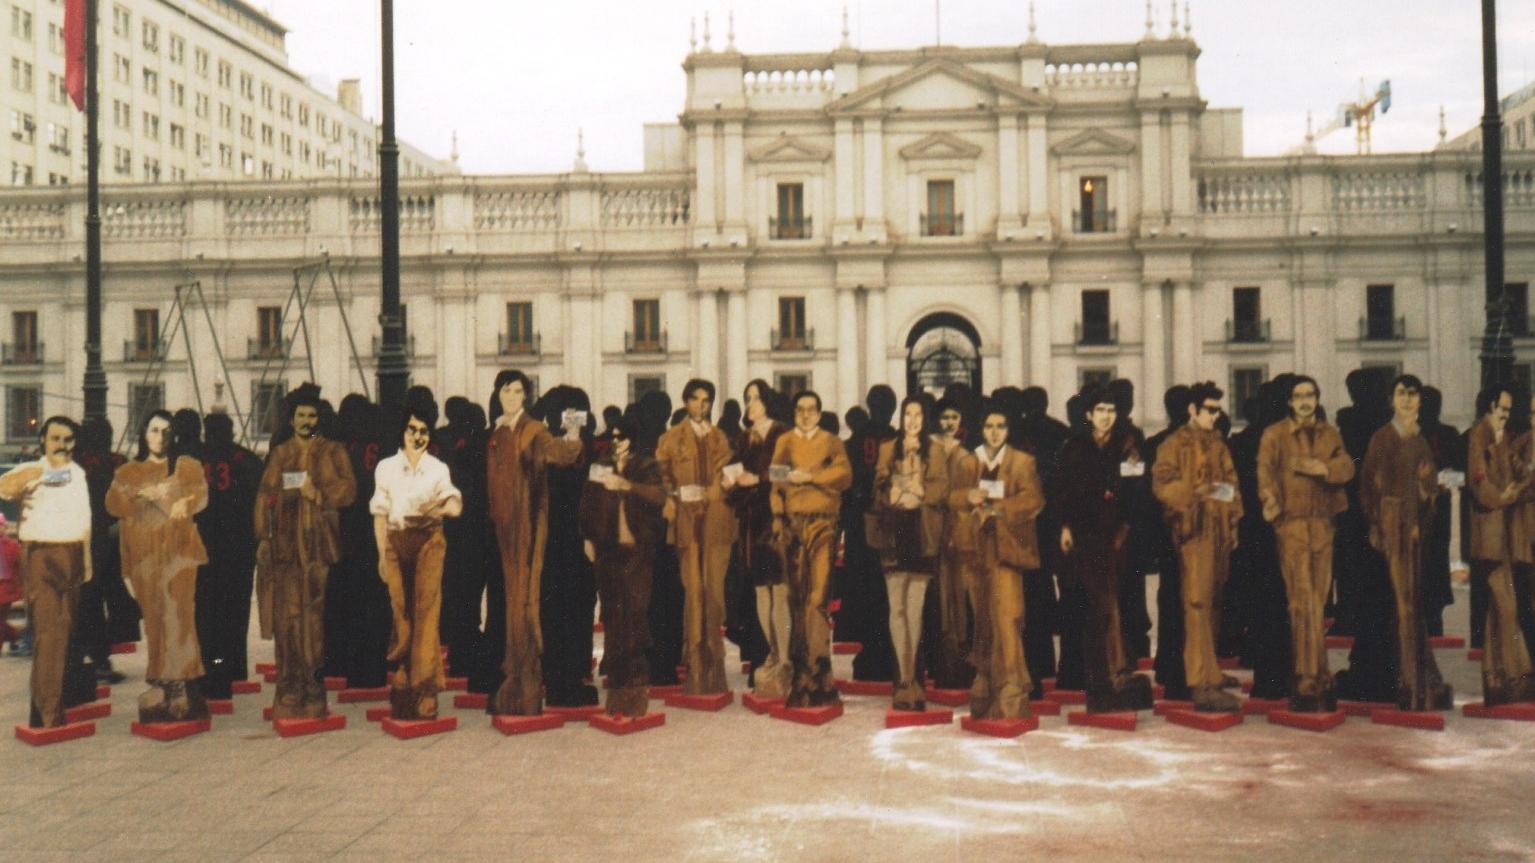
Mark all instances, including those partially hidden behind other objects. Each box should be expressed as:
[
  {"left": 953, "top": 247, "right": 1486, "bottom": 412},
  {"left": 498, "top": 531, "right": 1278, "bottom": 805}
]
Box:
[
  {"left": 1000, "top": 283, "right": 1024, "bottom": 387},
  {"left": 1168, "top": 113, "right": 1193, "bottom": 215},
  {"left": 997, "top": 113, "right": 1022, "bottom": 234},
  {"left": 1142, "top": 279, "right": 1167, "bottom": 426},
  {"left": 864, "top": 285, "right": 887, "bottom": 392},
  {"left": 837, "top": 287, "right": 859, "bottom": 409},
  {"left": 1028, "top": 283, "right": 1053, "bottom": 390},
  {"left": 725, "top": 288, "right": 748, "bottom": 398},
  {"left": 723, "top": 120, "right": 745, "bottom": 231},
  {"left": 1024, "top": 112, "right": 1049, "bottom": 229},
  {"left": 695, "top": 123, "right": 718, "bottom": 232},
  {"left": 862, "top": 117, "right": 884, "bottom": 235},
  {"left": 834, "top": 118, "right": 856, "bottom": 229},
  {"left": 694, "top": 287, "right": 719, "bottom": 386},
  {"left": 1171, "top": 281, "right": 1196, "bottom": 385},
  {"left": 1140, "top": 111, "right": 1166, "bottom": 222}
]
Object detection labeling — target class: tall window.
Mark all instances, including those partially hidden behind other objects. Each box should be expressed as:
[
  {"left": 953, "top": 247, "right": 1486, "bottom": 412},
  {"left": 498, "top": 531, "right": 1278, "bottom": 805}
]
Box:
[
  {"left": 1230, "top": 287, "right": 1264, "bottom": 342},
  {"left": 630, "top": 299, "right": 662, "bottom": 352},
  {"left": 776, "top": 297, "right": 808, "bottom": 350},
  {"left": 11, "top": 58, "right": 33, "bottom": 91},
  {"left": 923, "top": 180, "right": 958, "bottom": 236},
  {"left": 133, "top": 308, "right": 160, "bottom": 360},
  {"left": 1078, "top": 176, "right": 1111, "bottom": 232},
  {"left": 773, "top": 183, "right": 807, "bottom": 239},
  {"left": 1364, "top": 284, "right": 1399, "bottom": 340},
  {"left": 1507, "top": 282, "right": 1530, "bottom": 337},
  {"left": 7, "top": 386, "right": 40, "bottom": 440},
  {"left": 141, "top": 19, "right": 158, "bottom": 52},
  {"left": 251, "top": 381, "right": 286, "bottom": 438},
  {"left": 504, "top": 302, "right": 534, "bottom": 354},
  {"left": 11, "top": 7, "right": 33, "bottom": 40},
  {"left": 112, "top": 4, "right": 130, "bottom": 36},
  {"left": 10, "top": 311, "right": 38, "bottom": 363},
  {"left": 254, "top": 306, "right": 282, "bottom": 358},
  {"left": 1079, "top": 290, "right": 1114, "bottom": 345}
]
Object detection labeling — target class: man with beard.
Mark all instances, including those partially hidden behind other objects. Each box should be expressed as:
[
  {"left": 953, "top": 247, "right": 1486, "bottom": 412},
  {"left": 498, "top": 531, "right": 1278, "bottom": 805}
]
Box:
[
  {"left": 195, "top": 412, "right": 262, "bottom": 700},
  {"left": 256, "top": 385, "right": 357, "bottom": 720}
]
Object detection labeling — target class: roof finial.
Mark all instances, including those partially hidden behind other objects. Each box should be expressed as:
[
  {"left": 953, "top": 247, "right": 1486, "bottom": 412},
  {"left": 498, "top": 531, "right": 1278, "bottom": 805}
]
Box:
[
  {"left": 689, "top": 17, "right": 697, "bottom": 53},
  {"left": 574, "top": 128, "right": 588, "bottom": 173},
  {"left": 1438, "top": 105, "right": 1448, "bottom": 143},
  {"left": 726, "top": 10, "right": 735, "bottom": 51},
  {"left": 450, "top": 130, "right": 459, "bottom": 164},
  {"left": 1305, "top": 110, "right": 1314, "bottom": 143},
  {"left": 702, "top": 11, "right": 712, "bottom": 52},
  {"left": 1183, "top": 1, "right": 1192, "bottom": 37},
  {"left": 1168, "top": 0, "right": 1178, "bottom": 37},
  {"left": 1026, "top": 1, "right": 1038, "bottom": 44},
  {"left": 1144, "top": 0, "right": 1155, "bottom": 39},
  {"left": 839, "top": 4, "right": 851, "bottom": 49}
]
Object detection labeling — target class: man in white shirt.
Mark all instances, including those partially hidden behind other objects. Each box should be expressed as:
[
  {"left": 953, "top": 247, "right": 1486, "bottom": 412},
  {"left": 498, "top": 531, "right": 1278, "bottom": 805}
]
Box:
[{"left": 0, "top": 416, "right": 92, "bottom": 728}]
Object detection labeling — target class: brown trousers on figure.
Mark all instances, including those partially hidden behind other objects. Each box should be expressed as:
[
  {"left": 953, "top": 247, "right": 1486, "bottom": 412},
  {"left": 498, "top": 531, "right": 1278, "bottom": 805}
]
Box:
[
  {"left": 934, "top": 546, "right": 974, "bottom": 690},
  {"left": 1382, "top": 527, "right": 1450, "bottom": 709},
  {"left": 271, "top": 560, "right": 329, "bottom": 720},
  {"left": 493, "top": 522, "right": 543, "bottom": 716},
  {"left": 380, "top": 527, "right": 446, "bottom": 720},
  {"left": 130, "top": 557, "right": 204, "bottom": 683},
  {"left": 23, "top": 542, "right": 85, "bottom": 728},
  {"left": 1276, "top": 517, "right": 1333, "bottom": 697},
  {"left": 782, "top": 514, "right": 839, "bottom": 703},
  {"left": 1482, "top": 560, "right": 1533, "bottom": 703},
  {"left": 1178, "top": 534, "right": 1228, "bottom": 692},
  {"left": 596, "top": 544, "right": 653, "bottom": 717},
  {"left": 965, "top": 555, "right": 1030, "bottom": 720},
  {"left": 679, "top": 523, "right": 731, "bottom": 695}
]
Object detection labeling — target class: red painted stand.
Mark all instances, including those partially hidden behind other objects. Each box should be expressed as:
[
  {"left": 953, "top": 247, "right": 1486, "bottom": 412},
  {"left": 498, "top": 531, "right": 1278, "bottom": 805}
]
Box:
[
  {"left": 255, "top": 662, "right": 276, "bottom": 674},
  {"left": 206, "top": 699, "right": 234, "bottom": 716},
  {"left": 1040, "top": 678, "right": 1057, "bottom": 692},
  {"left": 262, "top": 706, "right": 274, "bottom": 721},
  {"left": 1165, "top": 710, "right": 1243, "bottom": 732},
  {"left": 274, "top": 715, "right": 347, "bottom": 737},
  {"left": 1339, "top": 700, "right": 1395, "bottom": 718},
  {"left": 15, "top": 721, "right": 95, "bottom": 746},
  {"left": 110, "top": 641, "right": 137, "bottom": 655},
  {"left": 742, "top": 693, "right": 786, "bottom": 715},
  {"left": 231, "top": 680, "right": 262, "bottom": 695},
  {"left": 832, "top": 641, "right": 863, "bottom": 655},
  {"left": 337, "top": 686, "right": 389, "bottom": 704},
  {"left": 452, "top": 692, "right": 488, "bottom": 710},
  {"left": 365, "top": 707, "right": 390, "bottom": 722},
  {"left": 1370, "top": 710, "right": 1445, "bottom": 731},
  {"left": 1217, "top": 656, "right": 1240, "bottom": 670},
  {"left": 1043, "top": 688, "right": 1086, "bottom": 705},
  {"left": 1324, "top": 635, "right": 1354, "bottom": 649},
  {"left": 885, "top": 708, "right": 953, "bottom": 728},
  {"left": 925, "top": 688, "right": 969, "bottom": 707},
  {"left": 1268, "top": 710, "right": 1346, "bottom": 732},
  {"left": 1150, "top": 684, "right": 1166, "bottom": 700},
  {"left": 1467, "top": 648, "right": 1485, "bottom": 662},
  {"left": 492, "top": 713, "right": 566, "bottom": 735},
  {"left": 444, "top": 677, "right": 468, "bottom": 692},
  {"left": 65, "top": 702, "right": 111, "bottom": 723},
  {"left": 1242, "top": 698, "right": 1286, "bottom": 716},
  {"left": 95, "top": 684, "right": 111, "bottom": 700},
  {"left": 769, "top": 702, "right": 844, "bottom": 726},
  {"left": 322, "top": 677, "right": 347, "bottom": 691},
  {"left": 589, "top": 712, "right": 666, "bottom": 735},
  {"left": 1153, "top": 700, "right": 1196, "bottom": 717},
  {"left": 261, "top": 669, "right": 277, "bottom": 684},
  {"left": 545, "top": 704, "right": 604, "bottom": 720},
  {"left": 1028, "top": 699, "right": 1062, "bottom": 717},
  {"left": 835, "top": 679, "right": 894, "bottom": 697},
  {"left": 1136, "top": 657, "right": 1154, "bottom": 671},
  {"left": 663, "top": 691, "right": 734, "bottom": 712},
  {"left": 131, "top": 719, "right": 211, "bottom": 741},
  {"left": 961, "top": 715, "right": 1039, "bottom": 738},
  {"left": 1463, "top": 702, "right": 1535, "bottom": 722},
  {"left": 1428, "top": 635, "right": 1466, "bottom": 649},
  {"left": 1067, "top": 711, "right": 1137, "bottom": 731},
  {"left": 647, "top": 684, "right": 685, "bottom": 699},
  {"left": 382, "top": 716, "right": 457, "bottom": 739}
]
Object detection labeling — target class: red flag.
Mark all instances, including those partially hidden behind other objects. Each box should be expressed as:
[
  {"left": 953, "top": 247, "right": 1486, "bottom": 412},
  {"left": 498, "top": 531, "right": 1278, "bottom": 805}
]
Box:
[{"left": 64, "top": 0, "right": 85, "bottom": 111}]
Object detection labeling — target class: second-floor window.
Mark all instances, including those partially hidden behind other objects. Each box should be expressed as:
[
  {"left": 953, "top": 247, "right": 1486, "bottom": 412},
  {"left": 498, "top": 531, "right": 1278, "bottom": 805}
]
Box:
[
  {"left": 773, "top": 183, "right": 808, "bottom": 239},
  {"left": 923, "top": 179, "right": 958, "bottom": 237},
  {"left": 10, "top": 311, "right": 38, "bottom": 363},
  {"left": 1079, "top": 289, "right": 1115, "bottom": 345},
  {"left": 133, "top": 308, "right": 160, "bottom": 359},
  {"left": 632, "top": 299, "right": 662, "bottom": 352},
  {"left": 255, "top": 306, "right": 282, "bottom": 357},
  {"left": 776, "top": 297, "right": 808, "bottom": 350},
  {"left": 1364, "top": 283, "right": 1401, "bottom": 341},
  {"left": 1507, "top": 282, "right": 1530, "bottom": 337},
  {"left": 1230, "top": 287, "right": 1266, "bottom": 342},
  {"left": 505, "top": 301, "right": 535, "bottom": 353},
  {"left": 7, "top": 385, "right": 39, "bottom": 440},
  {"left": 1078, "top": 176, "right": 1112, "bottom": 232}
]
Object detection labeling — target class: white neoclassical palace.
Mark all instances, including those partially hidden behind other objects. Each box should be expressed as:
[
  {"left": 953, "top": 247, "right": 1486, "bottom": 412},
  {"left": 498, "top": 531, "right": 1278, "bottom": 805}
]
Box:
[{"left": 0, "top": 18, "right": 1531, "bottom": 449}]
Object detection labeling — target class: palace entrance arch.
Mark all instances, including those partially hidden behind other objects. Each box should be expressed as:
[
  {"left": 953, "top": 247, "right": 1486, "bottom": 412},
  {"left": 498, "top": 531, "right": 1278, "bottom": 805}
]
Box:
[{"left": 905, "top": 312, "right": 982, "bottom": 397}]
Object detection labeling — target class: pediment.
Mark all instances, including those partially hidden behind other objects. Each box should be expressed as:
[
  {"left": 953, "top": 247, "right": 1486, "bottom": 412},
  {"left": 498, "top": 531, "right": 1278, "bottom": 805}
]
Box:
[
  {"left": 827, "top": 58, "right": 1052, "bottom": 115},
  {"left": 898, "top": 132, "right": 982, "bottom": 161},
  {"left": 748, "top": 134, "right": 831, "bottom": 163},
  {"left": 1050, "top": 128, "right": 1136, "bottom": 156}
]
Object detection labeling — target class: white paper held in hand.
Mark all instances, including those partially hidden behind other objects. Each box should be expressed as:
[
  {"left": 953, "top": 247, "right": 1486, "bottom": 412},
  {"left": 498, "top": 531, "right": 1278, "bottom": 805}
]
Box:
[
  {"left": 769, "top": 465, "right": 792, "bottom": 483},
  {"left": 588, "top": 463, "right": 613, "bottom": 483},
  {"left": 1119, "top": 461, "right": 1145, "bottom": 477},
  {"left": 1209, "top": 482, "right": 1236, "bottom": 503},
  {"left": 679, "top": 484, "right": 705, "bottom": 503},
  {"left": 281, "top": 470, "right": 307, "bottom": 490},
  {"left": 978, "top": 479, "right": 1005, "bottom": 500},
  {"left": 562, "top": 409, "right": 588, "bottom": 431},
  {"left": 721, "top": 463, "right": 744, "bottom": 483},
  {"left": 1437, "top": 469, "right": 1465, "bottom": 490}
]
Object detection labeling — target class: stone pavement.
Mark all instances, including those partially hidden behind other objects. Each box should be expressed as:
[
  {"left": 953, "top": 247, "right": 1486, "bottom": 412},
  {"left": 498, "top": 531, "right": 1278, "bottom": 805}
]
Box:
[{"left": 3, "top": 580, "right": 1535, "bottom": 862}]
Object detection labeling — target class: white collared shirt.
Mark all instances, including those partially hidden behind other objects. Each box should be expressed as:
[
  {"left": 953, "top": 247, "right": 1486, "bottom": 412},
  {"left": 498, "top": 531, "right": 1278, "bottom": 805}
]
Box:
[
  {"left": 3, "top": 459, "right": 90, "bottom": 543},
  {"left": 369, "top": 451, "right": 461, "bottom": 530},
  {"left": 496, "top": 409, "right": 524, "bottom": 430},
  {"left": 975, "top": 444, "right": 1007, "bottom": 473},
  {"left": 689, "top": 419, "right": 711, "bottom": 439}
]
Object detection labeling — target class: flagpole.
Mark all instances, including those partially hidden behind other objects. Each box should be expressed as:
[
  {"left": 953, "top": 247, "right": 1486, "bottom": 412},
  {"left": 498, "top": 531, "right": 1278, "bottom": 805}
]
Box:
[{"left": 82, "top": 0, "right": 106, "bottom": 422}]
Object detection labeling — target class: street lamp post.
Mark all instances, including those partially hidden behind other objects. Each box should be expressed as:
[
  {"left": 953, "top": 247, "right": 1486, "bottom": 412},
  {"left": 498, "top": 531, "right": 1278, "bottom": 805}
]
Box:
[
  {"left": 1479, "top": 0, "right": 1512, "bottom": 390},
  {"left": 375, "top": 0, "right": 408, "bottom": 411},
  {"left": 82, "top": 0, "right": 106, "bottom": 422}
]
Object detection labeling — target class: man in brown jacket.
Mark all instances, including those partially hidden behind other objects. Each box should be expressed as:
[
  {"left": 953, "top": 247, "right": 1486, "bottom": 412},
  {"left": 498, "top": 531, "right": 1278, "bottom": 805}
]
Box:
[
  {"left": 1466, "top": 386, "right": 1535, "bottom": 706},
  {"left": 770, "top": 391, "right": 853, "bottom": 708},
  {"left": 256, "top": 385, "right": 357, "bottom": 720},
  {"left": 1153, "top": 381, "right": 1243, "bottom": 712},
  {"left": 1257, "top": 376, "right": 1354, "bottom": 712},
  {"left": 656, "top": 379, "right": 736, "bottom": 696}
]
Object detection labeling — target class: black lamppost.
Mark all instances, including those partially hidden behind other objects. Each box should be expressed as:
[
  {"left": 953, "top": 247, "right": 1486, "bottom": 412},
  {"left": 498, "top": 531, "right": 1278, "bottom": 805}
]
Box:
[
  {"left": 375, "top": 0, "right": 408, "bottom": 411},
  {"left": 82, "top": 0, "right": 106, "bottom": 421},
  {"left": 1479, "top": 0, "right": 1512, "bottom": 390}
]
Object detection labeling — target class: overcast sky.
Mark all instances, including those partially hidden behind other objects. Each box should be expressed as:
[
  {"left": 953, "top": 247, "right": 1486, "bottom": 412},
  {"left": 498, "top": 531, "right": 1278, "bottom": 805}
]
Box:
[{"left": 261, "top": 0, "right": 1535, "bottom": 174}]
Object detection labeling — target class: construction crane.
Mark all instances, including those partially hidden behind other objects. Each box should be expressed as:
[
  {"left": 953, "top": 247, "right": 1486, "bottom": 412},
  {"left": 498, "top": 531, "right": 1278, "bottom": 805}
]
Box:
[{"left": 1289, "top": 79, "right": 1393, "bottom": 155}]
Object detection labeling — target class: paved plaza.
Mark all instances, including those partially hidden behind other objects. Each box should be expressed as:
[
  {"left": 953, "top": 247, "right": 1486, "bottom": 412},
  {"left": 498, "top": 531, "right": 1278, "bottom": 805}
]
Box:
[{"left": 3, "top": 580, "right": 1535, "bottom": 862}]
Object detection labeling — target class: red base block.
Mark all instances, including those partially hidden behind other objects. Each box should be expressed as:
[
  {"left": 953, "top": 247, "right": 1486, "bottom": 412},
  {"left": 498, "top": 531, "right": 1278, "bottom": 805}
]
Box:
[
  {"left": 1371, "top": 709, "right": 1445, "bottom": 731},
  {"left": 835, "top": 679, "right": 894, "bottom": 697},
  {"left": 1468, "top": 648, "right": 1486, "bottom": 662},
  {"left": 262, "top": 706, "right": 274, "bottom": 721},
  {"left": 452, "top": 692, "right": 488, "bottom": 710},
  {"left": 647, "top": 684, "right": 684, "bottom": 700},
  {"left": 1067, "top": 711, "right": 1137, "bottom": 731},
  {"left": 1339, "top": 700, "right": 1395, "bottom": 718},
  {"left": 1136, "top": 657, "right": 1154, "bottom": 671},
  {"left": 832, "top": 641, "right": 863, "bottom": 655},
  {"left": 322, "top": 677, "right": 347, "bottom": 692},
  {"left": 1240, "top": 680, "right": 1254, "bottom": 694},
  {"left": 545, "top": 704, "right": 604, "bottom": 719},
  {"left": 1043, "top": 688, "right": 1086, "bottom": 705},
  {"left": 589, "top": 711, "right": 666, "bottom": 735},
  {"left": 1153, "top": 700, "right": 1196, "bottom": 716},
  {"left": 261, "top": 670, "right": 277, "bottom": 684},
  {"left": 1242, "top": 698, "right": 1286, "bottom": 716},
  {"left": 110, "top": 641, "right": 138, "bottom": 655},
  {"left": 885, "top": 708, "right": 953, "bottom": 728},
  {"left": 1324, "top": 635, "right": 1355, "bottom": 649},
  {"left": 65, "top": 702, "right": 111, "bottom": 723},
  {"left": 338, "top": 686, "right": 390, "bottom": 704},
  {"left": 443, "top": 677, "right": 468, "bottom": 692},
  {"left": 1165, "top": 709, "right": 1244, "bottom": 732},
  {"left": 131, "top": 719, "right": 211, "bottom": 741},
  {"left": 274, "top": 714, "right": 347, "bottom": 738},
  {"left": 15, "top": 721, "right": 95, "bottom": 746},
  {"left": 593, "top": 621, "right": 604, "bottom": 633},
  {"left": 925, "top": 688, "right": 969, "bottom": 707},
  {"left": 1268, "top": 710, "right": 1346, "bottom": 732},
  {"left": 492, "top": 713, "right": 566, "bottom": 735},
  {"left": 1217, "top": 656, "right": 1240, "bottom": 670},
  {"left": 1040, "top": 677, "right": 1056, "bottom": 692},
  {"left": 1463, "top": 702, "right": 1535, "bottom": 721},
  {"left": 1150, "top": 684, "right": 1166, "bottom": 700},
  {"left": 231, "top": 680, "right": 262, "bottom": 695},
  {"left": 95, "top": 684, "right": 111, "bottom": 700},
  {"left": 1029, "top": 699, "right": 1062, "bottom": 717},
  {"left": 382, "top": 716, "right": 458, "bottom": 739},
  {"left": 961, "top": 715, "right": 1039, "bottom": 738},
  {"left": 206, "top": 699, "right": 234, "bottom": 716},
  {"left": 663, "top": 691, "right": 734, "bottom": 712},
  {"left": 255, "top": 662, "right": 276, "bottom": 674},
  {"left": 1429, "top": 635, "right": 1466, "bottom": 649},
  {"left": 365, "top": 707, "right": 390, "bottom": 722},
  {"left": 770, "top": 702, "right": 845, "bottom": 726},
  {"left": 742, "top": 692, "right": 786, "bottom": 715}
]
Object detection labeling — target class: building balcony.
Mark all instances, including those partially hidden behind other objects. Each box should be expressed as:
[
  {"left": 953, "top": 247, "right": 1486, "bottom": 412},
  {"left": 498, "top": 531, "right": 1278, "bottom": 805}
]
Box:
[
  {"left": 1358, "top": 316, "right": 1406, "bottom": 342},
  {"left": 1072, "top": 209, "right": 1118, "bottom": 233},
  {"left": 247, "top": 337, "right": 288, "bottom": 360},
  {"left": 499, "top": 331, "right": 541, "bottom": 357},
  {"left": 771, "top": 328, "right": 815, "bottom": 352},
  {"left": 1, "top": 343, "right": 43, "bottom": 365},
  {"left": 1225, "top": 318, "right": 1271, "bottom": 344},
  {"left": 625, "top": 330, "right": 668, "bottom": 355},
  {"left": 123, "top": 339, "right": 167, "bottom": 362},
  {"left": 371, "top": 335, "right": 417, "bottom": 357},
  {"left": 920, "top": 213, "right": 963, "bottom": 237},
  {"left": 769, "top": 215, "right": 812, "bottom": 240},
  {"left": 1075, "top": 321, "right": 1119, "bottom": 347}
]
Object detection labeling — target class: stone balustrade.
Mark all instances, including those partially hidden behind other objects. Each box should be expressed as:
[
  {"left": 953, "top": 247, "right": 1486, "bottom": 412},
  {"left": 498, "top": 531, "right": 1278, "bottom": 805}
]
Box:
[{"left": 1045, "top": 61, "right": 1138, "bottom": 88}]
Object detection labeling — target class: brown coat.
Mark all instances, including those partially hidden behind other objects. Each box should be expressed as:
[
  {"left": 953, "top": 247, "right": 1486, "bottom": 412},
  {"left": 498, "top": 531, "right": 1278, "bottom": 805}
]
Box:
[
  {"left": 486, "top": 414, "right": 581, "bottom": 589},
  {"left": 769, "top": 428, "right": 852, "bottom": 518},
  {"left": 1257, "top": 417, "right": 1353, "bottom": 522},
  {"left": 579, "top": 453, "right": 666, "bottom": 550},
  {"left": 1152, "top": 425, "right": 1242, "bottom": 549},
  {"left": 948, "top": 446, "right": 1045, "bottom": 570},
  {"left": 1360, "top": 421, "right": 1437, "bottom": 557},
  {"left": 255, "top": 436, "right": 356, "bottom": 567},
  {"left": 872, "top": 437, "right": 952, "bottom": 558},
  {"left": 1467, "top": 418, "right": 1527, "bottom": 564},
  {"left": 656, "top": 422, "right": 737, "bottom": 548},
  {"left": 105, "top": 456, "right": 209, "bottom": 573}
]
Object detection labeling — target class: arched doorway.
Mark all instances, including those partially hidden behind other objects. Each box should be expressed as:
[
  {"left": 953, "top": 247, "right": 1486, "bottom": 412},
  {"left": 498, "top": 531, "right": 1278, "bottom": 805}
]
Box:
[{"left": 906, "top": 312, "right": 981, "bottom": 397}]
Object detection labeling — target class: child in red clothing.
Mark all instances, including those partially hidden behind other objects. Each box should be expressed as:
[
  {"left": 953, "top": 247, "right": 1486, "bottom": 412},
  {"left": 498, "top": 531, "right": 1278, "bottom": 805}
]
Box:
[{"left": 0, "top": 514, "right": 24, "bottom": 651}]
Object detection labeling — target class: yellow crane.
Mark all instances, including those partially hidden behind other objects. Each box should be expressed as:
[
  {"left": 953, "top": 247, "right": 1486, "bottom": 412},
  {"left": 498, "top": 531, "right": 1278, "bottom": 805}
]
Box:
[{"left": 1290, "top": 79, "right": 1393, "bottom": 155}]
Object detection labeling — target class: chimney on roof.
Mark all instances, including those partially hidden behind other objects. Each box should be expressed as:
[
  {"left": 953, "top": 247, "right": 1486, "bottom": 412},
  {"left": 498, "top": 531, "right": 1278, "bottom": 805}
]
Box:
[{"left": 337, "top": 79, "right": 363, "bottom": 115}]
